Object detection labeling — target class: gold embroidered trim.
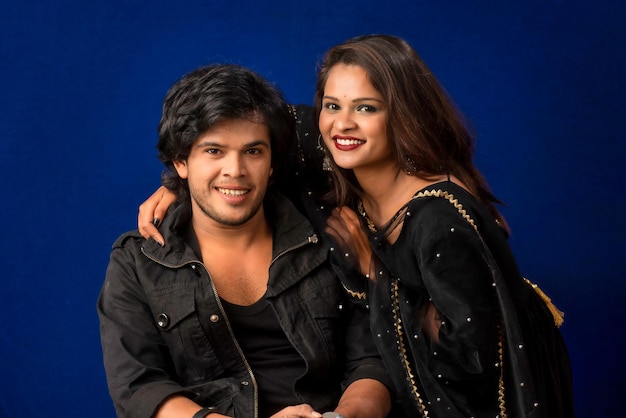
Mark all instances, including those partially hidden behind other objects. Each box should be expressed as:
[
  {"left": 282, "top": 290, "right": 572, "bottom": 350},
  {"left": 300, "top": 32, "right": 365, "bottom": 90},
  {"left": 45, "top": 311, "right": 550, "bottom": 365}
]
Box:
[
  {"left": 357, "top": 200, "right": 378, "bottom": 233},
  {"left": 341, "top": 282, "right": 367, "bottom": 300},
  {"left": 410, "top": 189, "right": 478, "bottom": 232},
  {"left": 391, "top": 279, "right": 429, "bottom": 417},
  {"left": 358, "top": 189, "right": 478, "bottom": 233},
  {"left": 496, "top": 317, "right": 507, "bottom": 418}
]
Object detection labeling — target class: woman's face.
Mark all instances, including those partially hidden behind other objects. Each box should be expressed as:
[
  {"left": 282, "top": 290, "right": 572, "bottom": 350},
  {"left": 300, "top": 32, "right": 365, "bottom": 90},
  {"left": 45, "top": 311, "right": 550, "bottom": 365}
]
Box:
[{"left": 318, "top": 63, "right": 393, "bottom": 172}]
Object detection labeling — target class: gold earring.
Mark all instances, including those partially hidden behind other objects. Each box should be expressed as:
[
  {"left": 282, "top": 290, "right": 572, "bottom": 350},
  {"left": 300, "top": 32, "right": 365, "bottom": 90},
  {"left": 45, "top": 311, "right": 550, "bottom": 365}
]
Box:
[{"left": 318, "top": 135, "right": 333, "bottom": 172}]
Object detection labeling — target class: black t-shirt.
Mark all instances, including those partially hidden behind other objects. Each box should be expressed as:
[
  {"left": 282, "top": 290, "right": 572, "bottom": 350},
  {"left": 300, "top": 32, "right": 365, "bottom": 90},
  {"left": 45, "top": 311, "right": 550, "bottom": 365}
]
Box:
[
  {"left": 221, "top": 296, "right": 305, "bottom": 417},
  {"left": 186, "top": 225, "right": 306, "bottom": 416}
]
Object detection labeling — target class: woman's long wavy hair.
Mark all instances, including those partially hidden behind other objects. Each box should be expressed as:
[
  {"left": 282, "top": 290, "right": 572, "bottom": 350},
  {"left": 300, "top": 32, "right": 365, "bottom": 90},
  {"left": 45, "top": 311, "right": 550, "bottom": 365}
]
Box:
[{"left": 314, "top": 34, "right": 507, "bottom": 230}]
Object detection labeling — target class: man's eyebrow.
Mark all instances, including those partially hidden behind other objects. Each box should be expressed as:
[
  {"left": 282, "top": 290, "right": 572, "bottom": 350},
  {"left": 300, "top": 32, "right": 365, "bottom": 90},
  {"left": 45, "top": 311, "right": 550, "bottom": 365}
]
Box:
[
  {"left": 196, "top": 141, "right": 221, "bottom": 147},
  {"left": 245, "top": 140, "right": 271, "bottom": 147},
  {"left": 195, "top": 139, "right": 270, "bottom": 148}
]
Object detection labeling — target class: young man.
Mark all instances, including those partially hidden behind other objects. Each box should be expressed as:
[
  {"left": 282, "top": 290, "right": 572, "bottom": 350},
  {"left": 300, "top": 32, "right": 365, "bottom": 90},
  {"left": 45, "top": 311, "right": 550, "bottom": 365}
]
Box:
[{"left": 97, "top": 64, "right": 392, "bottom": 418}]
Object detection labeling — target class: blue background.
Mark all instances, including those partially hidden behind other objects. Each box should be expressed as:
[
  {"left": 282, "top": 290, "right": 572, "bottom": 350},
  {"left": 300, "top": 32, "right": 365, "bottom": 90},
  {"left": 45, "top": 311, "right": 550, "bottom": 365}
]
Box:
[{"left": 1, "top": 1, "right": 624, "bottom": 416}]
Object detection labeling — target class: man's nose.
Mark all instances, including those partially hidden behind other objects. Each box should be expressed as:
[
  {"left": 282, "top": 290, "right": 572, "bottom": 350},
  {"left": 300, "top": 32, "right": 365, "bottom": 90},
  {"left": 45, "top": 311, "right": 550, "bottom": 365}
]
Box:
[{"left": 223, "top": 153, "right": 246, "bottom": 176}]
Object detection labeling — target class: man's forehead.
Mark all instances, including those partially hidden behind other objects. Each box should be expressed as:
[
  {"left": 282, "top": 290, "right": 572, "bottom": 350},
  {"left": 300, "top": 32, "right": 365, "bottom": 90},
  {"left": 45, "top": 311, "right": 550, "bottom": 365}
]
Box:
[{"left": 195, "top": 118, "right": 270, "bottom": 146}]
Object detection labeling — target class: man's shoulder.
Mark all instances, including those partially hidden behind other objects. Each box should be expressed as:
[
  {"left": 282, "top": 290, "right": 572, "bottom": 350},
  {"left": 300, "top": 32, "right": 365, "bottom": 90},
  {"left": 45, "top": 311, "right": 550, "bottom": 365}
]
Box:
[{"left": 111, "top": 229, "right": 144, "bottom": 250}]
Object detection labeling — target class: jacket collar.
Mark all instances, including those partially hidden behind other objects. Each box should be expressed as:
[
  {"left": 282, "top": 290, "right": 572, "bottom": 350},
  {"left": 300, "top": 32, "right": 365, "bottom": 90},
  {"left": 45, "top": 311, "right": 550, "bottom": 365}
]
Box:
[{"left": 141, "top": 188, "right": 321, "bottom": 268}]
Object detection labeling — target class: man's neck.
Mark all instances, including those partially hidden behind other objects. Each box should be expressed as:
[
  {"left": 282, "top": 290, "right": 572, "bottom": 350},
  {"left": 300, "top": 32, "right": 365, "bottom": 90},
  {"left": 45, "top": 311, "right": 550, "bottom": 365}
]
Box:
[
  {"left": 191, "top": 209, "right": 270, "bottom": 250},
  {"left": 190, "top": 207, "right": 274, "bottom": 306}
]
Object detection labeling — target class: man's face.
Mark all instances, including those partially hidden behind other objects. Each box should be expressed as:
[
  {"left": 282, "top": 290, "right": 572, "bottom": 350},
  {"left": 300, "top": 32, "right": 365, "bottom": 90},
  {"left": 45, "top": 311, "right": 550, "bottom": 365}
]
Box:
[{"left": 173, "top": 118, "right": 273, "bottom": 227}]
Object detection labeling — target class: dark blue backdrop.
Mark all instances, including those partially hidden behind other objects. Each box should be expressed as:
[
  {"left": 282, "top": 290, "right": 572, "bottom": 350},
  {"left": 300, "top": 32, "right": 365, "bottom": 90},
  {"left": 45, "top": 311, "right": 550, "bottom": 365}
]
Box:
[{"left": 1, "top": 1, "right": 624, "bottom": 416}]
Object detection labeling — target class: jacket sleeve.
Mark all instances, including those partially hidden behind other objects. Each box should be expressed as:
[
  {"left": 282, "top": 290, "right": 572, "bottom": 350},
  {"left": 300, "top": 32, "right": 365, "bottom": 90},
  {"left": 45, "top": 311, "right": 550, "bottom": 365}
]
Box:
[
  {"left": 340, "top": 297, "right": 394, "bottom": 392},
  {"left": 97, "top": 238, "right": 191, "bottom": 418}
]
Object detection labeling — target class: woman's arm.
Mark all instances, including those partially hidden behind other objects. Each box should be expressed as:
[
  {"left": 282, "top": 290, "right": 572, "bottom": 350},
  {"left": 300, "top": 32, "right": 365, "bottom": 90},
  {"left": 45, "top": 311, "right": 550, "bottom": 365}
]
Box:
[
  {"left": 325, "top": 207, "right": 372, "bottom": 276},
  {"left": 334, "top": 379, "right": 391, "bottom": 418},
  {"left": 413, "top": 199, "right": 499, "bottom": 376}
]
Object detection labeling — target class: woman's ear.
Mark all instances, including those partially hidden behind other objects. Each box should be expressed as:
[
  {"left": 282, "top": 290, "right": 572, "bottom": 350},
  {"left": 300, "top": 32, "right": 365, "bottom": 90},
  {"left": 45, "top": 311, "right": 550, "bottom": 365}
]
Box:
[{"left": 173, "top": 160, "right": 189, "bottom": 179}]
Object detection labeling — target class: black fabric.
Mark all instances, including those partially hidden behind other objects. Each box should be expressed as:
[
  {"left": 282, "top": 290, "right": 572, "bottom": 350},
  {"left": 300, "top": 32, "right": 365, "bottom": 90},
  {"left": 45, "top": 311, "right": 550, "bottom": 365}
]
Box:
[
  {"left": 192, "top": 407, "right": 216, "bottom": 418},
  {"left": 98, "top": 190, "right": 391, "bottom": 418},
  {"left": 323, "top": 181, "right": 575, "bottom": 417},
  {"left": 199, "top": 104, "right": 574, "bottom": 417},
  {"left": 221, "top": 297, "right": 305, "bottom": 417}
]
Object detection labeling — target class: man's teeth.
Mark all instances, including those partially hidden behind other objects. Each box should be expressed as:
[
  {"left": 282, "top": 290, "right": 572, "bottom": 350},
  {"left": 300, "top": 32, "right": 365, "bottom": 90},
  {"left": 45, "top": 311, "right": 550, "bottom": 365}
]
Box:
[
  {"left": 335, "top": 138, "right": 365, "bottom": 145},
  {"left": 218, "top": 188, "right": 247, "bottom": 196}
]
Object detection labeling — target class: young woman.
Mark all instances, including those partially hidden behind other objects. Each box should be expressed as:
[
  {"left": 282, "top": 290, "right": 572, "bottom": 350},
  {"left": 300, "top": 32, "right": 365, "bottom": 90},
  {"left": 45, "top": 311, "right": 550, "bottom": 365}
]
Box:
[
  {"left": 313, "top": 35, "right": 574, "bottom": 418},
  {"left": 138, "top": 35, "right": 574, "bottom": 418}
]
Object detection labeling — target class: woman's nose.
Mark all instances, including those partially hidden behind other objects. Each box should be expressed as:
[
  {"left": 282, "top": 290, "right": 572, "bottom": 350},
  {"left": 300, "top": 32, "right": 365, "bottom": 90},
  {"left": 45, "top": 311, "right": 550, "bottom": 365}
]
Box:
[{"left": 335, "top": 111, "right": 356, "bottom": 130}]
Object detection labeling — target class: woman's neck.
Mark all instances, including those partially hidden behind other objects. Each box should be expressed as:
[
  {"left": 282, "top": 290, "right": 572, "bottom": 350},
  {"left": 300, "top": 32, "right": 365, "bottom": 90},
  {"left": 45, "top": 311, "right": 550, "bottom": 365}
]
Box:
[{"left": 355, "top": 165, "right": 430, "bottom": 227}]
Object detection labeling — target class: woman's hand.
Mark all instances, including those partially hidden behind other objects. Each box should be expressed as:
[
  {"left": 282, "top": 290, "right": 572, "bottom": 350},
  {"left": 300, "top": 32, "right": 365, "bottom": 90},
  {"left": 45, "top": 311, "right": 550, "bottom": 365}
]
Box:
[
  {"left": 325, "top": 206, "right": 373, "bottom": 277},
  {"left": 138, "top": 186, "right": 177, "bottom": 246},
  {"left": 269, "top": 404, "right": 322, "bottom": 418}
]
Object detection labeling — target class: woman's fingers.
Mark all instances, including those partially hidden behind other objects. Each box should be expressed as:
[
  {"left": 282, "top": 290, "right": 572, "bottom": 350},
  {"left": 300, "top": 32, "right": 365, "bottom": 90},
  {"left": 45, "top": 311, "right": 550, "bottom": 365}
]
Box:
[
  {"left": 326, "top": 207, "right": 373, "bottom": 276},
  {"left": 138, "top": 186, "right": 175, "bottom": 245},
  {"left": 269, "top": 404, "right": 322, "bottom": 418}
]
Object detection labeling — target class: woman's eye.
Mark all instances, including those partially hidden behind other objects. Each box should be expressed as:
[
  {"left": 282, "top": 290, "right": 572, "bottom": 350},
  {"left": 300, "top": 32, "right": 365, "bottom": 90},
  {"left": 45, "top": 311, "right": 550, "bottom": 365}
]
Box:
[
  {"left": 324, "top": 102, "right": 339, "bottom": 111},
  {"left": 357, "top": 104, "right": 377, "bottom": 113}
]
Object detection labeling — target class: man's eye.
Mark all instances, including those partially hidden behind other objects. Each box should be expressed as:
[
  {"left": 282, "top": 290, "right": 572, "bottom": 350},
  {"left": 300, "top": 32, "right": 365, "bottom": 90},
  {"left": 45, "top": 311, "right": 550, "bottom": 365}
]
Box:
[
  {"left": 205, "top": 148, "right": 220, "bottom": 154},
  {"left": 246, "top": 148, "right": 261, "bottom": 155}
]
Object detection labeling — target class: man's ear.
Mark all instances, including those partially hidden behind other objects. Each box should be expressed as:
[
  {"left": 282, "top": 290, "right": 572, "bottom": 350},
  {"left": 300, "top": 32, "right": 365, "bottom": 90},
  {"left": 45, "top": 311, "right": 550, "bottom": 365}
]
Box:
[{"left": 173, "top": 160, "right": 188, "bottom": 179}]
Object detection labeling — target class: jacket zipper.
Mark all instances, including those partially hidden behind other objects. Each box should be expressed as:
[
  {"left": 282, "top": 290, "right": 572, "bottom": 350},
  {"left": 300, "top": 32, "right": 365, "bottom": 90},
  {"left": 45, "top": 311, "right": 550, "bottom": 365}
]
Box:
[
  {"left": 266, "top": 234, "right": 320, "bottom": 403},
  {"left": 270, "top": 233, "right": 319, "bottom": 266},
  {"left": 141, "top": 232, "right": 318, "bottom": 417},
  {"left": 140, "top": 249, "right": 260, "bottom": 417}
]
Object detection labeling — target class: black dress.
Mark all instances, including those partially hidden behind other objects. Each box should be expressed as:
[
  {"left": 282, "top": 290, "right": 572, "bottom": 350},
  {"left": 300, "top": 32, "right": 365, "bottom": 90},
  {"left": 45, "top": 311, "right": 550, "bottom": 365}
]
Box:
[
  {"left": 287, "top": 105, "right": 574, "bottom": 417},
  {"left": 333, "top": 181, "right": 575, "bottom": 418}
]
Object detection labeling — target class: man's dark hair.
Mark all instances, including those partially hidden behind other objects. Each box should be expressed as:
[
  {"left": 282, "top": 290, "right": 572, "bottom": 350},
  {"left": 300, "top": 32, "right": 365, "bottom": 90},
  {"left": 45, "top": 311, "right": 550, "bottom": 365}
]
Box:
[{"left": 157, "top": 64, "right": 295, "bottom": 200}]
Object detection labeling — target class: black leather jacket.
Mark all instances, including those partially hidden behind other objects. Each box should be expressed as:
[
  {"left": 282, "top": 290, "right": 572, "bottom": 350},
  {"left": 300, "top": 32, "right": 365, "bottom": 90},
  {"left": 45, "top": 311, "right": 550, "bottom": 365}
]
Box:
[{"left": 98, "top": 190, "right": 390, "bottom": 418}]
